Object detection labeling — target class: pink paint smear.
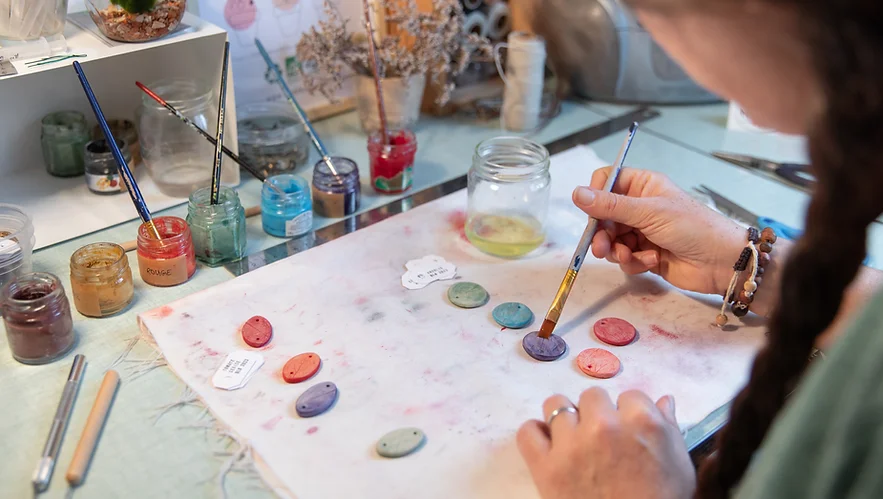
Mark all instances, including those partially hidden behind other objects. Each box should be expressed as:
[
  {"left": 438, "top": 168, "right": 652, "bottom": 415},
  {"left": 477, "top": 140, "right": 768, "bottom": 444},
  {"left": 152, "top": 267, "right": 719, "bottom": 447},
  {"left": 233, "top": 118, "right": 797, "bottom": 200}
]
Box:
[{"left": 649, "top": 324, "right": 679, "bottom": 340}]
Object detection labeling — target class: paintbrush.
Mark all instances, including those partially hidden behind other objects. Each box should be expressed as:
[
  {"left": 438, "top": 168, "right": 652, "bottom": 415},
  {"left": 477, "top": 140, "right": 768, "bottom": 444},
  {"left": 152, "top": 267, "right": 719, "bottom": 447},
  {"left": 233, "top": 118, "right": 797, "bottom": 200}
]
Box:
[
  {"left": 537, "top": 122, "right": 639, "bottom": 339},
  {"left": 362, "top": 0, "right": 389, "bottom": 145},
  {"left": 135, "top": 81, "right": 285, "bottom": 195},
  {"left": 73, "top": 61, "right": 162, "bottom": 241},
  {"left": 210, "top": 41, "right": 231, "bottom": 205},
  {"left": 255, "top": 38, "right": 340, "bottom": 176}
]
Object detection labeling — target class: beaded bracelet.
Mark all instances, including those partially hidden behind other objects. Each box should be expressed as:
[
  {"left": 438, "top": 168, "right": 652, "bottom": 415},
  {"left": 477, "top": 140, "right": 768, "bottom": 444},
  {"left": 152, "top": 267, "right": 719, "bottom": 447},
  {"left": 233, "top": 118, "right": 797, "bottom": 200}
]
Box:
[{"left": 715, "top": 227, "right": 778, "bottom": 327}]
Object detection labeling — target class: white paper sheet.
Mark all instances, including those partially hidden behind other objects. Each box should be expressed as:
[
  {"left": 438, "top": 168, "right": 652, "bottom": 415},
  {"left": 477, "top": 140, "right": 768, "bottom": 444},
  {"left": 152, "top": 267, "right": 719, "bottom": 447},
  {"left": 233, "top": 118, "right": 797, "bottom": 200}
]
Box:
[{"left": 140, "top": 145, "right": 765, "bottom": 499}]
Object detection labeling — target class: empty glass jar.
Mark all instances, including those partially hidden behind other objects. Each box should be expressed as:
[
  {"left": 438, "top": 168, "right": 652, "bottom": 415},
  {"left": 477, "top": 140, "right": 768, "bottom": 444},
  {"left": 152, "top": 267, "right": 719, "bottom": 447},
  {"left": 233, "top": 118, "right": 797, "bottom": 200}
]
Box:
[
  {"left": 186, "top": 186, "right": 247, "bottom": 266},
  {"left": 136, "top": 79, "right": 216, "bottom": 197},
  {"left": 466, "top": 137, "right": 551, "bottom": 258},
  {"left": 41, "top": 111, "right": 90, "bottom": 177},
  {"left": 237, "top": 102, "right": 310, "bottom": 178}
]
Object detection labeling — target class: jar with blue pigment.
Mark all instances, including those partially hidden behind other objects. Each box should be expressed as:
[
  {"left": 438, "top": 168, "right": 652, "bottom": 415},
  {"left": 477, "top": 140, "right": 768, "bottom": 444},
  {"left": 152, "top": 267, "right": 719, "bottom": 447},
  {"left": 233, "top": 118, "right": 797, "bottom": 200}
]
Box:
[
  {"left": 186, "top": 186, "right": 247, "bottom": 266},
  {"left": 261, "top": 174, "right": 313, "bottom": 238}
]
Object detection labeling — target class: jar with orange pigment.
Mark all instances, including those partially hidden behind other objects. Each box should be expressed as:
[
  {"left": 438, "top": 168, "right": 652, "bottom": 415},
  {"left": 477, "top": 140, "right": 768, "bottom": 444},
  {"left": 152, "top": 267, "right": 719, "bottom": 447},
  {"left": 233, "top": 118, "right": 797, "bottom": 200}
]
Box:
[
  {"left": 69, "top": 242, "right": 134, "bottom": 317},
  {"left": 136, "top": 217, "right": 196, "bottom": 287}
]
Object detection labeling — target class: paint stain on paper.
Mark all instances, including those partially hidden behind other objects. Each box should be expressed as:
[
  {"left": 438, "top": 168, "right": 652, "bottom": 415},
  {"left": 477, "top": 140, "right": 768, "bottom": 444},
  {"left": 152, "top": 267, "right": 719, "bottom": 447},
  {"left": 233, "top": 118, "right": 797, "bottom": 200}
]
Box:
[
  {"left": 649, "top": 324, "right": 679, "bottom": 340},
  {"left": 447, "top": 211, "right": 468, "bottom": 241},
  {"left": 153, "top": 306, "right": 174, "bottom": 318},
  {"left": 261, "top": 415, "right": 283, "bottom": 431},
  {"left": 306, "top": 426, "right": 319, "bottom": 435}
]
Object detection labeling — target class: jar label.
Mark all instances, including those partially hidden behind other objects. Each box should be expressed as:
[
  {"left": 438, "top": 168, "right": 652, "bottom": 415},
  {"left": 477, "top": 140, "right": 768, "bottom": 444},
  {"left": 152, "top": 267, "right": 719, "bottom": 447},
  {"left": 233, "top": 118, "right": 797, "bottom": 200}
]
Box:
[
  {"left": 139, "top": 253, "right": 189, "bottom": 287},
  {"left": 86, "top": 172, "right": 122, "bottom": 193},
  {"left": 285, "top": 211, "right": 313, "bottom": 237}
]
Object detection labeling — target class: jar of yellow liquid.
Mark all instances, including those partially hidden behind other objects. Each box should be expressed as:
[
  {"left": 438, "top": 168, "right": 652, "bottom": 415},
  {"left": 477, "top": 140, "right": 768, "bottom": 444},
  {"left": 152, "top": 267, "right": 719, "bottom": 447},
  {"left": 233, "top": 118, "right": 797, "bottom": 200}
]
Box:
[{"left": 466, "top": 137, "right": 551, "bottom": 257}]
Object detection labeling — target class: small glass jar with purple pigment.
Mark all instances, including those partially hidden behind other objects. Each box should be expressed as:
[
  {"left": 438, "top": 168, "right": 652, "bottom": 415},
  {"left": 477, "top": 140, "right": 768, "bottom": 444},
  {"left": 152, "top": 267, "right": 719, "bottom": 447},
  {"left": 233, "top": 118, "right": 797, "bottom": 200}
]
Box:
[
  {"left": 0, "top": 272, "right": 76, "bottom": 365},
  {"left": 311, "top": 157, "right": 361, "bottom": 218}
]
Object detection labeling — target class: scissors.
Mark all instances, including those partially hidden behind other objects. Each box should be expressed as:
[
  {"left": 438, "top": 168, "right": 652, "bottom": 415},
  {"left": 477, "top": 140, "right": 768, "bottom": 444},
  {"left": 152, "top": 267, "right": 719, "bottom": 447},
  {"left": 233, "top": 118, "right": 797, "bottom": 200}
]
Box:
[
  {"left": 712, "top": 151, "right": 814, "bottom": 192},
  {"left": 695, "top": 185, "right": 803, "bottom": 240}
]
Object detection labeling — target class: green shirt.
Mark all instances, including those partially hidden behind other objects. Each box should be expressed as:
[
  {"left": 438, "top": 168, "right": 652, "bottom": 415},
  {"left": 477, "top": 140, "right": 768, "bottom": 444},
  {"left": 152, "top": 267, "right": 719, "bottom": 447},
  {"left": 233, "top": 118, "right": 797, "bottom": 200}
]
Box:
[{"left": 735, "top": 287, "right": 883, "bottom": 498}]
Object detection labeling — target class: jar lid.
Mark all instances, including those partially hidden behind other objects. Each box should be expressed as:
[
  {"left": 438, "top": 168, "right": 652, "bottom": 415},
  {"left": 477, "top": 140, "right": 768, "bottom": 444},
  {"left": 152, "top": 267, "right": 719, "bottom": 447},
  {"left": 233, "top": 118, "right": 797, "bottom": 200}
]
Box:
[{"left": 237, "top": 102, "right": 305, "bottom": 146}]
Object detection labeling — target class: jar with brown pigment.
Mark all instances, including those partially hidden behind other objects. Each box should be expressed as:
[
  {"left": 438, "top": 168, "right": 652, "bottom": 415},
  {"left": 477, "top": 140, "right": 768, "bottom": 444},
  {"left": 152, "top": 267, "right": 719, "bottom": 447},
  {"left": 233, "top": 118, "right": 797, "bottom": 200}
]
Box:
[
  {"left": 0, "top": 272, "right": 76, "bottom": 365},
  {"left": 69, "top": 243, "right": 135, "bottom": 318}
]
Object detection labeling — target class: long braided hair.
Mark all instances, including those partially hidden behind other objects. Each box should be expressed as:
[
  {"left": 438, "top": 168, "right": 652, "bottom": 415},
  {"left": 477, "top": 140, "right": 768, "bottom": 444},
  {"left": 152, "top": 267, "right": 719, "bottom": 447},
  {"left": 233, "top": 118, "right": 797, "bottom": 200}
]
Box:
[{"left": 533, "top": 0, "right": 883, "bottom": 496}]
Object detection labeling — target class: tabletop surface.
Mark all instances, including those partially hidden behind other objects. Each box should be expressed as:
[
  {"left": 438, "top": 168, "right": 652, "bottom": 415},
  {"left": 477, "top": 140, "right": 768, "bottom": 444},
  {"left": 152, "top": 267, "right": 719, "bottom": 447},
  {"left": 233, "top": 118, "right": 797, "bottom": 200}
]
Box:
[{"left": 2, "top": 100, "right": 876, "bottom": 499}]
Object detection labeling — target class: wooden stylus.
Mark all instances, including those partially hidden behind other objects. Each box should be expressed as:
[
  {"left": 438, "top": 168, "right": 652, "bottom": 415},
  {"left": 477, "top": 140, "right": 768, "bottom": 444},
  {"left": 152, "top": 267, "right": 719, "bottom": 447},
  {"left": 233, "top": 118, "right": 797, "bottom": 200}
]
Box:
[{"left": 65, "top": 370, "right": 120, "bottom": 487}]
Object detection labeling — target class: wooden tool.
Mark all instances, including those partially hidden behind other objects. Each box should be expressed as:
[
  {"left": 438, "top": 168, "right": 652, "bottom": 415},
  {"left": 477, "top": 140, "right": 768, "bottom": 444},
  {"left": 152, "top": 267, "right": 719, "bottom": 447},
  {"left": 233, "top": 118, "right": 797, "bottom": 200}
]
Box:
[
  {"left": 119, "top": 205, "right": 261, "bottom": 252},
  {"left": 537, "top": 122, "right": 638, "bottom": 338},
  {"left": 65, "top": 370, "right": 120, "bottom": 487}
]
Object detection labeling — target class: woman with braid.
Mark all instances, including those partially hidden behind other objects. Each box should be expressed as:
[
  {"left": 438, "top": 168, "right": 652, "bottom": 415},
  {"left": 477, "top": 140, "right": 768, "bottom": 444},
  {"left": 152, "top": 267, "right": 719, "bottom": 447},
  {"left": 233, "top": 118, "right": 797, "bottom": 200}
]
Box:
[{"left": 519, "top": 1, "right": 883, "bottom": 498}]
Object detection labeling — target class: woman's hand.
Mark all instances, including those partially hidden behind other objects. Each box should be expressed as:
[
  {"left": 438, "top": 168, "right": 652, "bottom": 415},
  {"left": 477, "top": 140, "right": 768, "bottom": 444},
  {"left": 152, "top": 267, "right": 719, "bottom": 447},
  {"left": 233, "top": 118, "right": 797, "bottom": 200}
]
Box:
[
  {"left": 517, "top": 389, "right": 696, "bottom": 499},
  {"left": 573, "top": 167, "right": 746, "bottom": 296}
]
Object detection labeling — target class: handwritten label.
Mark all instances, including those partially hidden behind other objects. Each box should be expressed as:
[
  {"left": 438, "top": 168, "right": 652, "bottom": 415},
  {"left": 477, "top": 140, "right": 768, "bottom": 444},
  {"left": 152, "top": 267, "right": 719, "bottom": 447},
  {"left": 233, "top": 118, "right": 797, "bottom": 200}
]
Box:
[
  {"left": 285, "top": 211, "right": 313, "bottom": 237},
  {"left": 212, "top": 351, "right": 265, "bottom": 390},
  {"left": 138, "top": 253, "right": 189, "bottom": 287},
  {"left": 402, "top": 255, "right": 457, "bottom": 290}
]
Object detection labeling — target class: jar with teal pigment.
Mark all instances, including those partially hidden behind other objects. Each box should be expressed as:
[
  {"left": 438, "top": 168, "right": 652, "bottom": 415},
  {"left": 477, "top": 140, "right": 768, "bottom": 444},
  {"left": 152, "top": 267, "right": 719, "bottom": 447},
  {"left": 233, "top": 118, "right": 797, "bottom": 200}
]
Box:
[
  {"left": 261, "top": 175, "right": 313, "bottom": 238},
  {"left": 186, "top": 186, "right": 247, "bottom": 266}
]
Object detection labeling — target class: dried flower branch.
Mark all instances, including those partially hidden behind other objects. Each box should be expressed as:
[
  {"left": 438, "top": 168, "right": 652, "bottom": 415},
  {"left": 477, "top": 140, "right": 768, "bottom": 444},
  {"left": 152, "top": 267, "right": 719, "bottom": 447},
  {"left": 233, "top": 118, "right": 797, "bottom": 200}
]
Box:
[{"left": 296, "top": 0, "right": 493, "bottom": 106}]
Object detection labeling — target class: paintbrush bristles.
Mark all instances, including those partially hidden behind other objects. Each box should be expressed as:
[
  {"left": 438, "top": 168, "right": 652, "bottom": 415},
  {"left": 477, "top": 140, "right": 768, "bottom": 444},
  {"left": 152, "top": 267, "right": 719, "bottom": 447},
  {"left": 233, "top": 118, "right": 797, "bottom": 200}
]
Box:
[
  {"left": 362, "top": 0, "right": 389, "bottom": 144},
  {"left": 210, "top": 41, "right": 231, "bottom": 205},
  {"left": 538, "top": 318, "right": 556, "bottom": 338}
]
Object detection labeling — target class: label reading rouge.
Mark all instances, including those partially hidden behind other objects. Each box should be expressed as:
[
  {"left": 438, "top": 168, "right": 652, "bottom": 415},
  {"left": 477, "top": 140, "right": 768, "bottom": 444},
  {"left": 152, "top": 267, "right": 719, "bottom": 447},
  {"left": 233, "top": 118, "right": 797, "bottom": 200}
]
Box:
[{"left": 138, "top": 253, "right": 189, "bottom": 287}]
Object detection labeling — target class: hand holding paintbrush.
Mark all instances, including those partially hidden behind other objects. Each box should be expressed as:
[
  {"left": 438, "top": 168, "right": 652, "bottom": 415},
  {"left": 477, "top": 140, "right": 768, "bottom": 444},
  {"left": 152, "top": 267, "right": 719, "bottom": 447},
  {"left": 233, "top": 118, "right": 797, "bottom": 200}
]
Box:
[
  {"left": 524, "top": 123, "right": 639, "bottom": 362},
  {"left": 73, "top": 61, "right": 163, "bottom": 241}
]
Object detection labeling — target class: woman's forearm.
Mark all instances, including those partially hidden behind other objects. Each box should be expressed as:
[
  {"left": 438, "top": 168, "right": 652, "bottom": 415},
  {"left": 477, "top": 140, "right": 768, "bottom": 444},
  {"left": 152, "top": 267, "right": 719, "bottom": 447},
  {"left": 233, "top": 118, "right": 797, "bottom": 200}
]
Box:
[{"left": 748, "top": 238, "right": 882, "bottom": 349}]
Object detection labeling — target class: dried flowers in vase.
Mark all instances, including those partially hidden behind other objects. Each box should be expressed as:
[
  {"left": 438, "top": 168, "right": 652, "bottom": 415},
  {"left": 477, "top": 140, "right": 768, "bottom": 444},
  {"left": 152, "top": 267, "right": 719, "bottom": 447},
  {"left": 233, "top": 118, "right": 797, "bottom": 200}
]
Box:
[{"left": 296, "top": 0, "right": 493, "bottom": 108}]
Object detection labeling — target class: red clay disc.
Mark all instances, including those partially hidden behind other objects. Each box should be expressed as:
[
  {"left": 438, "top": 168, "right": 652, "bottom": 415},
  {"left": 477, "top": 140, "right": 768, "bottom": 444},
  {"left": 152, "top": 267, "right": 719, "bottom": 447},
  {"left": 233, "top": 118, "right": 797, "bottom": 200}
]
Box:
[
  {"left": 282, "top": 353, "right": 322, "bottom": 383},
  {"left": 577, "top": 348, "right": 621, "bottom": 379},
  {"left": 241, "top": 316, "right": 273, "bottom": 348},
  {"left": 592, "top": 317, "right": 637, "bottom": 346}
]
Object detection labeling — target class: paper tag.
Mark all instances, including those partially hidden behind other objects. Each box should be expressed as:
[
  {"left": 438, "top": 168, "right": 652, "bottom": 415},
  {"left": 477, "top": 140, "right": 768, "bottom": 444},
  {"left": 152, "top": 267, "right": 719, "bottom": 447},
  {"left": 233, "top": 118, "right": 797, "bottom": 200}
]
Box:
[
  {"left": 212, "top": 351, "right": 265, "bottom": 390},
  {"left": 138, "top": 253, "right": 190, "bottom": 287},
  {"left": 285, "top": 211, "right": 313, "bottom": 237},
  {"left": 402, "top": 256, "right": 457, "bottom": 290}
]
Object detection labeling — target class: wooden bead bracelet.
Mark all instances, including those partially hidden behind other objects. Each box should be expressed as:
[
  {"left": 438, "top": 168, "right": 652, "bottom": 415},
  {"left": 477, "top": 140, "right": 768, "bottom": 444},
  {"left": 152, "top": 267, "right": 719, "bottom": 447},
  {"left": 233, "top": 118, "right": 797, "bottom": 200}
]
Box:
[{"left": 716, "top": 227, "right": 778, "bottom": 327}]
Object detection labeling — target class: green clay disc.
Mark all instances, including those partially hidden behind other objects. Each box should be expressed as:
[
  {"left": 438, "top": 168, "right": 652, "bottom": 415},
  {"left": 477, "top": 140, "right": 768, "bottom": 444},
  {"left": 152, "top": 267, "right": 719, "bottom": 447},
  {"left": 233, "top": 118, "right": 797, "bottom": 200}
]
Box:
[
  {"left": 447, "top": 282, "right": 490, "bottom": 309},
  {"left": 376, "top": 428, "right": 426, "bottom": 458},
  {"left": 492, "top": 302, "right": 534, "bottom": 329}
]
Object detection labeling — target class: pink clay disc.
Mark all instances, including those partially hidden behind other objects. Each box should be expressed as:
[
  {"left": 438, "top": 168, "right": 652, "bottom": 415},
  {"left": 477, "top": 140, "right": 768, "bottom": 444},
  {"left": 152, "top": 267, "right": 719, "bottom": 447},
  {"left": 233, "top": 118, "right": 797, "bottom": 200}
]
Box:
[
  {"left": 577, "top": 348, "right": 621, "bottom": 379},
  {"left": 241, "top": 316, "right": 273, "bottom": 348},
  {"left": 592, "top": 317, "right": 637, "bottom": 346}
]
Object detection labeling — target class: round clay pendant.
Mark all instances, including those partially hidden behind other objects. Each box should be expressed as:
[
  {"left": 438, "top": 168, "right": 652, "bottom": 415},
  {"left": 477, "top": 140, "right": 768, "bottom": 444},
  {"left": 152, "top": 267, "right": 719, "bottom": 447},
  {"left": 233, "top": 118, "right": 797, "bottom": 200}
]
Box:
[
  {"left": 295, "top": 381, "right": 338, "bottom": 418},
  {"left": 522, "top": 331, "right": 567, "bottom": 361},
  {"left": 576, "top": 348, "right": 621, "bottom": 379},
  {"left": 492, "top": 302, "right": 534, "bottom": 329},
  {"left": 447, "top": 282, "right": 490, "bottom": 309},
  {"left": 376, "top": 428, "right": 426, "bottom": 458},
  {"left": 282, "top": 352, "right": 322, "bottom": 383},
  {"left": 592, "top": 317, "right": 636, "bottom": 346},
  {"left": 241, "top": 316, "right": 273, "bottom": 348}
]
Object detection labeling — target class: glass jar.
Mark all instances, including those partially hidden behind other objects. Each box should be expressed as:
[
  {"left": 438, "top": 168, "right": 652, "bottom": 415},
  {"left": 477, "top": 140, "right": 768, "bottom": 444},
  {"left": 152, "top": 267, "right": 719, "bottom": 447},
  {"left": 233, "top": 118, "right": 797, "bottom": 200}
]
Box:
[
  {"left": 186, "top": 186, "right": 247, "bottom": 266},
  {"left": 86, "top": 0, "right": 186, "bottom": 43},
  {"left": 262, "top": 175, "right": 313, "bottom": 238},
  {"left": 1, "top": 272, "right": 75, "bottom": 365},
  {"left": 83, "top": 138, "right": 129, "bottom": 195},
  {"left": 136, "top": 216, "right": 196, "bottom": 287},
  {"left": 237, "top": 102, "right": 311, "bottom": 178},
  {"left": 93, "top": 119, "right": 141, "bottom": 165},
  {"left": 136, "top": 78, "right": 216, "bottom": 197},
  {"left": 367, "top": 128, "right": 418, "bottom": 194},
  {"left": 69, "top": 243, "right": 135, "bottom": 318},
  {"left": 311, "top": 157, "right": 361, "bottom": 218},
  {"left": 466, "top": 137, "right": 551, "bottom": 258},
  {"left": 0, "top": 0, "right": 68, "bottom": 40},
  {"left": 0, "top": 204, "right": 37, "bottom": 290},
  {"left": 41, "top": 111, "right": 91, "bottom": 177}
]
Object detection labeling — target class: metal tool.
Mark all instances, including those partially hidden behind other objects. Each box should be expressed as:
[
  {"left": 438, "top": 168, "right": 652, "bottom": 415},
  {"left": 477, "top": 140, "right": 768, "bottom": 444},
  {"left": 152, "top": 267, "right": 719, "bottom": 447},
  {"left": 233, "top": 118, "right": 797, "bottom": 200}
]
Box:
[
  {"left": 712, "top": 151, "right": 814, "bottom": 192},
  {"left": 695, "top": 185, "right": 802, "bottom": 240},
  {"left": 33, "top": 354, "right": 86, "bottom": 492}
]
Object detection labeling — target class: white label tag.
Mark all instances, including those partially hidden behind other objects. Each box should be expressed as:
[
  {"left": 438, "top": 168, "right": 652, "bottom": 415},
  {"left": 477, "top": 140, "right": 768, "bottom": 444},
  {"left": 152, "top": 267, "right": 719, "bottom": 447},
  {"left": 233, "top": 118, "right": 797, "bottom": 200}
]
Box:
[
  {"left": 212, "top": 351, "right": 265, "bottom": 390},
  {"left": 402, "top": 256, "right": 457, "bottom": 290},
  {"left": 86, "top": 172, "right": 122, "bottom": 193},
  {"left": 285, "top": 211, "right": 313, "bottom": 237}
]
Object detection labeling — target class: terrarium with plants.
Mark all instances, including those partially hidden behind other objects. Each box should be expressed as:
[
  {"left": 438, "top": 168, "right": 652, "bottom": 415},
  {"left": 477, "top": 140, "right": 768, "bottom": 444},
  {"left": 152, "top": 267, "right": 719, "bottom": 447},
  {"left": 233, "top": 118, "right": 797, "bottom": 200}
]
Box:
[
  {"left": 296, "top": 0, "right": 493, "bottom": 131},
  {"left": 87, "top": 0, "right": 186, "bottom": 42}
]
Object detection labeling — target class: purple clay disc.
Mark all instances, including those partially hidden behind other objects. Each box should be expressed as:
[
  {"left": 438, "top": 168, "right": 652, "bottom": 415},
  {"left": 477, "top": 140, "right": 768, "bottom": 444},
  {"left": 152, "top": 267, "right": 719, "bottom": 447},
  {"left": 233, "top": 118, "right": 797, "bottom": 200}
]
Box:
[
  {"left": 295, "top": 381, "right": 339, "bottom": 418},
  {"left": 522, "top": 331, "right": 567, "bottom": 361}
]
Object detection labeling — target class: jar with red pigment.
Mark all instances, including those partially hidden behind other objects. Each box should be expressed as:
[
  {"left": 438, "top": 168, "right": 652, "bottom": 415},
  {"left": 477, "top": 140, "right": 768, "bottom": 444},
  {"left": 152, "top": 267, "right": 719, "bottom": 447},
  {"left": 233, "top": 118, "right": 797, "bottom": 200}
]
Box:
[
  {"left": 1, "top": 272, "right": 76, "bottom": 365},
  {"left": 136, "top": 216, "right": 196, "bottom": 287},
  {"left": 367, "top": 128, "right": 418, "bottom": 194}
]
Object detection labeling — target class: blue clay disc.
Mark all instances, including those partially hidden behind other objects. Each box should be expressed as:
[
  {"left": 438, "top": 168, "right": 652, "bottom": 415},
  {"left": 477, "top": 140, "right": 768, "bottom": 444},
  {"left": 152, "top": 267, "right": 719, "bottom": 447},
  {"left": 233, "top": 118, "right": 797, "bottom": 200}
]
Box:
[
  {"left": 447, "top": 282, "right": 490, "bottom": 309},
  {"left": 295, "top": 381, "right": 338, "bottom": 418},
  {"left": 492, "top": 302, "right": 534, "bottom": 329},
  {"left": 522, "top": 331, "right": 567, "bottom": 361},
  {"left": 376, "top": 428, "right": 426, "bottom": 458}
]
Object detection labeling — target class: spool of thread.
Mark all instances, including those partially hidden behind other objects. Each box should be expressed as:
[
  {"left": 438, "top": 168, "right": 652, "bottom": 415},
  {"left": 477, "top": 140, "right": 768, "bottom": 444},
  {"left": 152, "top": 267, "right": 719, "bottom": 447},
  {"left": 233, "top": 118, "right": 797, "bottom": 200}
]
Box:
[
  {"left": 495, "top": 32, "right": 547, "bottom": 131},
  {"left": 486, "top": 1, "right": 512, "bottom": 41},
  {"left": 462, "top": 11, "right": 489, "bottom": 38}
]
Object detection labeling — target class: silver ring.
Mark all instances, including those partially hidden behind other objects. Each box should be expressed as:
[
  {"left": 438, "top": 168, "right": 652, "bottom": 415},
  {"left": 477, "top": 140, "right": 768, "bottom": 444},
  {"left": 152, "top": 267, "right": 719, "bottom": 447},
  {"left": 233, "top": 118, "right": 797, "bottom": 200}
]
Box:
[{"left": 547, "top": 406, "right": 578, "bottom": 426}]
